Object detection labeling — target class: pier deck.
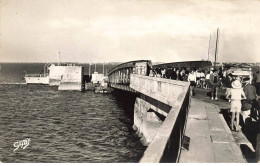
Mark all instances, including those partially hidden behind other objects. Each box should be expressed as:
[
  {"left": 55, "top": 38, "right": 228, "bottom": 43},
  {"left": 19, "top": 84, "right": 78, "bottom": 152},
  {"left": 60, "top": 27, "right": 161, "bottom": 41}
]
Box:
[{"left": 179, "top": 98, "right": 246, "bottom": 163}]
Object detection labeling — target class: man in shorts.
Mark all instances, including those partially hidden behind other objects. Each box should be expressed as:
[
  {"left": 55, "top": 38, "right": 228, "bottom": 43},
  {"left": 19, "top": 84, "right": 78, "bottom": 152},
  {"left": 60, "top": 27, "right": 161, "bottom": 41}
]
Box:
[{"left": 210, "top": 69, "right": 220, "bottom": 100}]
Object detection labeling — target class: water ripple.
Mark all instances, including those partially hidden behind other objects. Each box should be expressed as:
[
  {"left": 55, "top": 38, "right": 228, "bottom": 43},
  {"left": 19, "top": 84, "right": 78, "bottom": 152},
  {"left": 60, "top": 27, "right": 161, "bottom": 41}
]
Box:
[{"left": 0, "top": 84, "right": 145, "bottom": 162}]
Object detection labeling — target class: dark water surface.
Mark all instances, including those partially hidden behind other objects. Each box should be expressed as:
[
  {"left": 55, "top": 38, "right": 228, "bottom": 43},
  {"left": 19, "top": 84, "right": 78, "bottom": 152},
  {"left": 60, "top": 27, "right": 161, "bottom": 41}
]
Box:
[{"left": 0, "top": 63, "right": 145, "bottom": 162}]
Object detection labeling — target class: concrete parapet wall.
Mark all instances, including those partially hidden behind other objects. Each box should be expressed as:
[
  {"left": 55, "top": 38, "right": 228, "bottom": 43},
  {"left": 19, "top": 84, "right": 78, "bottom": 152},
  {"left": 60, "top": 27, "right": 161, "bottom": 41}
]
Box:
[
  {"left": 130, "top": 74, "right": 189, "bottom": 106},
  {"left": 130, "top": 74, "right": 190, "bottom": 162},
  {"left": 139, "top": 86, "right": 190, "bottom": 162}
]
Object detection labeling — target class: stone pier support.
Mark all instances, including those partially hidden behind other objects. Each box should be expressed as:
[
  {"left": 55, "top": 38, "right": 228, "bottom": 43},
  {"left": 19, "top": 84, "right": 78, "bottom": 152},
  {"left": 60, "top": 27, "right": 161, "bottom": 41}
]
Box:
[{"left": 133, "top": 97, "right": 163, "bottom": 146}]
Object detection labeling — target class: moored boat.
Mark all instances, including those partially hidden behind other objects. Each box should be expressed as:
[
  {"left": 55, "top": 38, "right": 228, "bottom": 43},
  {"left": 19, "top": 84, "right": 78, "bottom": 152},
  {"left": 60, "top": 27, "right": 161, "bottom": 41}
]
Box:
[
  {"left": 25, "top": 74, "right": 49, "bottom": 84},
  {"left": 24, "top": 63, "right": 51, "bottom": 84}
]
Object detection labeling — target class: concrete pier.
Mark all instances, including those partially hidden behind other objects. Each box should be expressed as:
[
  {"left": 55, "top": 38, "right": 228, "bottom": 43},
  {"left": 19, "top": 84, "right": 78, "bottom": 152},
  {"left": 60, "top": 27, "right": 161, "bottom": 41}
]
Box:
[
  {"left": 133, "top": 97, "right": 163, "bottom": 145},
  {"left": 107, "top": 60, "right": 251, "bottom": 163},
  {"left": 48, "top": 65, "right": 66, "bottom": 86},
  {"left": 49, "top": 65, "right": 84, "bottom": 91},
  {"left": 130, "top": 74, "right": 246, "bottom": 163},
  {"left": 58, "top": 66, "right": 84, "bottom": 91}
]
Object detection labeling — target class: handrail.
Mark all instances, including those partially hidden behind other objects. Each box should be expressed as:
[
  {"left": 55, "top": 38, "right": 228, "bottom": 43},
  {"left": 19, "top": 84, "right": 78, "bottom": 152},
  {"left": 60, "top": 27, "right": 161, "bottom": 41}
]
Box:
[{"left": 108, "top": 60, "right": 151, "bottom": 75}]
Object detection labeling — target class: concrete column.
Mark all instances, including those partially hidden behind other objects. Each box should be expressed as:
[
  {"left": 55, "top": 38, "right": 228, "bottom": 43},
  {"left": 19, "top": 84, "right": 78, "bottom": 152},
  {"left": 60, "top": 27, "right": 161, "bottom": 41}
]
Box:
[{"left": 133, "top": 97, "right": 163, "bottom": 146}]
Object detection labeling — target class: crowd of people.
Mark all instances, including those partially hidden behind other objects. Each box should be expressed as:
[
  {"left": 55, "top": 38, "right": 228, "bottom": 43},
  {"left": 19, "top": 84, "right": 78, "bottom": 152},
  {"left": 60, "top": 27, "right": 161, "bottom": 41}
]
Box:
[{"left": 149, "top": 66, "right": 260, "bottom": 132}]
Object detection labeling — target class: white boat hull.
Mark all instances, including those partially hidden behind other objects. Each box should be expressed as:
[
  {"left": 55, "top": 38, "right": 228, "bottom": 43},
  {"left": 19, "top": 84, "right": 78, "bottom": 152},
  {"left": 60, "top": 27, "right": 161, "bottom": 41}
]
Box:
[{"left": 25, "top": 76, "right": 49, "bottom": 84}]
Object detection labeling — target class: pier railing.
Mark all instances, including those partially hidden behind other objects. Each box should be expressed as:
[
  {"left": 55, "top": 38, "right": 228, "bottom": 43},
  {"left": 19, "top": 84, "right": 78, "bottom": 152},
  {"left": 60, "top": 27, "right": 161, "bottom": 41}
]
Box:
[
  {"left": 130, "top": 74, "right": 190, "bottom": 162},
  {"left": 130, "top": 75, "right": 188, "bottom": 106}
]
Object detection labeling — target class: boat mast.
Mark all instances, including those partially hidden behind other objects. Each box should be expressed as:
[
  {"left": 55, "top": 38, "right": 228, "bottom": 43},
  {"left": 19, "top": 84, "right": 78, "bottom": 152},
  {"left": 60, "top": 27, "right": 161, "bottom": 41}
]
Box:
[
  {"left": 208, "top": 34, "right": 211, "bottom": 71},
  {"left": 214, "top": 28, "right": 219, "bottom": 69}
]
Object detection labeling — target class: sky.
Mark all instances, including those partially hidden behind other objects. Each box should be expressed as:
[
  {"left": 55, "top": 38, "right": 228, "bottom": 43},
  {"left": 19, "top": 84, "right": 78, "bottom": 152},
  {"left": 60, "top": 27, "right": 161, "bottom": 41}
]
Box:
[{"left": 0, "top": 0, "right": 260, "bottom": 63}]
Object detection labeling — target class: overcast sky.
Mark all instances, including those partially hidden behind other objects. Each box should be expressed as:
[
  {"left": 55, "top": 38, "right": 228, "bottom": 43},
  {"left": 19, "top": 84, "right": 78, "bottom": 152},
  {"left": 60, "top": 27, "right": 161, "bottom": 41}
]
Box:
[{"left": 0, "top": 0, "right": 259, "bottom": 63}]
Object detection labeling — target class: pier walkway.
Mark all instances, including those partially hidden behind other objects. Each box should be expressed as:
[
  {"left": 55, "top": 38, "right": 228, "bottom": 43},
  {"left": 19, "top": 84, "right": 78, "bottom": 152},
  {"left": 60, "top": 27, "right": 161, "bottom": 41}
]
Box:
[{"left": 179, "top": 98, "right": 246, "bottom": 163}]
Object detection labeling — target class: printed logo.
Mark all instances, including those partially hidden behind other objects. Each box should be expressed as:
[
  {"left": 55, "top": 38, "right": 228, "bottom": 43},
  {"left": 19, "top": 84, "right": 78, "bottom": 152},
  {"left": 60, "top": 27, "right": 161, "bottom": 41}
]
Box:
[{"left": 13, "top": 138, "right": 30, "bottom": 152}]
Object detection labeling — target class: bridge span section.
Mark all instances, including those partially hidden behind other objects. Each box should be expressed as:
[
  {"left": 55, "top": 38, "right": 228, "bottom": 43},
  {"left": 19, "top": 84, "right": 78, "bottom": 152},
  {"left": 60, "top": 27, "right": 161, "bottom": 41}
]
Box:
[
  {"left": 107, "top": 60, "right": 191, "bottom": 162},
  {"left": 107, "top": 60, "right": 152, "bottom": 92},
  {"left": 107, "top": 60, "right": 247, "bottom": 163}
]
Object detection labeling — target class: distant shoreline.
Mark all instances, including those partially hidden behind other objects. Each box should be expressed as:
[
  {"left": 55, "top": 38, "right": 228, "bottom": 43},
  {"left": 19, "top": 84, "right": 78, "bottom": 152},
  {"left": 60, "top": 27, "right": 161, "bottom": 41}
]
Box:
[{"left": 0, "top": 82, "right": 26, "bottom": 85}]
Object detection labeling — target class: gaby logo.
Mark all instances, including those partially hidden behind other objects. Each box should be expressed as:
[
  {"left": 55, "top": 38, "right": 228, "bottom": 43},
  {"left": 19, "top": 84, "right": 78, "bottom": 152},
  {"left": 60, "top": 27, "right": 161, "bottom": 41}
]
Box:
[{"left": 14, "top": 138, "right": 30, "bottom": 152}]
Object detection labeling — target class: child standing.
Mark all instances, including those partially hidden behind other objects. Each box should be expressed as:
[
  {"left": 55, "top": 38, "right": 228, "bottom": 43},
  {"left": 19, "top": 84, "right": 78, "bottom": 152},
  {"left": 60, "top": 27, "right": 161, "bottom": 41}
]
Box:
[{"left": 226, "top": 80, "right": 247, "bottom": 132}]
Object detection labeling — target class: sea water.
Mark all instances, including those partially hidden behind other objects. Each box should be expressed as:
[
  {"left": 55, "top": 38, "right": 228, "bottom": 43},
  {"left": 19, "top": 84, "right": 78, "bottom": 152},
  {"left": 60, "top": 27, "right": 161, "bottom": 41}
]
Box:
[{"left": 0, "top": 63, "right": 145, "bottom": 162}]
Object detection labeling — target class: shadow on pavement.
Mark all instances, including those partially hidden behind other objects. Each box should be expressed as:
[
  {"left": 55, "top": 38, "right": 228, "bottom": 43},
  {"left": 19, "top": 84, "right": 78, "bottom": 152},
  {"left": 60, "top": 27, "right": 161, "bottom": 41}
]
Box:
[
  {"left": 193, "top": 87, "right": 259, "bottom": 162},
  {"left": 220, "top": 108, "right": 258, "bottom": 163},
  {"left": 240, "top": 144, "right": 257, "bottom": 163}
]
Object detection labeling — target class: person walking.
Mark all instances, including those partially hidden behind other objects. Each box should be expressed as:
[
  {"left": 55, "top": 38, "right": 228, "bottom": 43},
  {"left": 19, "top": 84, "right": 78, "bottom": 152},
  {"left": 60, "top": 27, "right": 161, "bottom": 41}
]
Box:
[
  {"left": 161, "top": 68, "right": 166, "bottom": 78},
  {"left": 226, "top": 80, "right": 247, "bottom": 132},
  {"left": 171, "top": 68, "right": 177, "bottom": 80},
  {"left": 176, "top": 69, "right": 180, "bottom": 80},
  {"left": 209, "top": 69, "right": 220, "bottom": 100},
  {"left": 188, "top": 70, "right": 196, "bottom": 96},
  {"left": 179, "top": 69, "right": 185, "bottom": 81},
  {"left": 241, "top": 77, "right": 257, "bottom": 127},
  {"left": 225, "top": 73, "right": 233, "bottom": 102},
  {"left": 155, "top": 67, "right": 162, "bottom": 77},
  {"left": 195, "top": 70, "right": 201, "bottom": 88},
  {"left": 205, "top": 71, "right": 210, "bottom": 89},
  {"left": 149, "top": 69, "right": 155, "bottom": 77},
  {"left": 255, "top": 71, "right": 260, "bottom": 96},
  {"left": 165, "top": 67, "right": 172, "bottom": 79},
  {"left": 200, "top": 70, "right": 206, "bottom": 89}
]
